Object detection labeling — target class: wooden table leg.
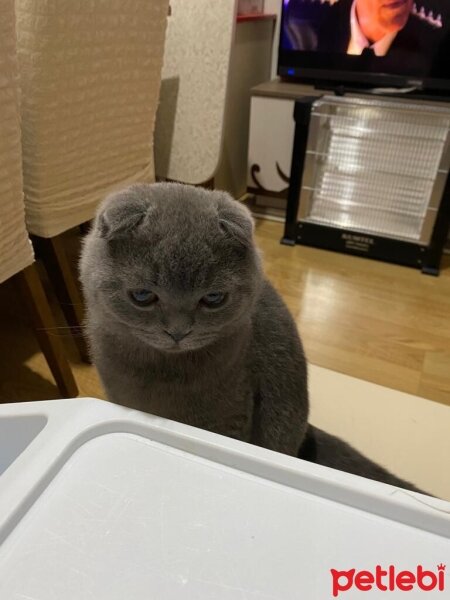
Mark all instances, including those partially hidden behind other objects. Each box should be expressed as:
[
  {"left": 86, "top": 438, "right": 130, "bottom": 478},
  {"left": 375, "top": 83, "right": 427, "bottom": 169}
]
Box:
[{"left": 14, "top": 264, "right": 78, "bottom": 398}]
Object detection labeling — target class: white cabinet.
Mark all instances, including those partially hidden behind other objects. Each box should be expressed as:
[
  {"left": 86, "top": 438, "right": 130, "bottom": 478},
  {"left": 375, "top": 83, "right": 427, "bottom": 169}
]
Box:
[
  {"left": 246, "top": 80, "right": 322, "bottom": 213},
  {"left": 247, "top": 95, "right": 295, "bottom": 198}
]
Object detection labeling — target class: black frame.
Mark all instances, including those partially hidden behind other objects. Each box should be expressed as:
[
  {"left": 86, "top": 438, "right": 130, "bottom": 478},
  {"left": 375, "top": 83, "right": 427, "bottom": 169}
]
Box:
[{"left": 282, "top": 99, "right": 450, "bottom": 275}]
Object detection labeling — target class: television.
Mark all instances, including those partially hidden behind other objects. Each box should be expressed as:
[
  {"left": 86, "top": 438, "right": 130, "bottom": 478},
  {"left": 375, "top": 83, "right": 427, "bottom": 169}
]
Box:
[{"left": 278, "top": 0, "right": 450, "bottom": 94}]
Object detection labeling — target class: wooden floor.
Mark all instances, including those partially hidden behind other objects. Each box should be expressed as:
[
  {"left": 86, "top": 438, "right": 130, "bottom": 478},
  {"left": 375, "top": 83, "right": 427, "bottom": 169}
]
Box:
[
  {"left": 1, "top": 220, "right": 450, "bottom": 406},
  {"left": 256, "top": 219, "right": 450, "bottom": 406}
]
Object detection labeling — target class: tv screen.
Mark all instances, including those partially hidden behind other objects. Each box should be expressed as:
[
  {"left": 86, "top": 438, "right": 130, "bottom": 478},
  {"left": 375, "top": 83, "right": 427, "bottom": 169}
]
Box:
[{"left": 278, "top": 0, "right": 450, "bottom": 92}]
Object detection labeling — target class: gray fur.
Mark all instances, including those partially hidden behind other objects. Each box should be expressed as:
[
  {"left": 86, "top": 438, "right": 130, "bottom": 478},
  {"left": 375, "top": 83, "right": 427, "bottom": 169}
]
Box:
[
  {"left": 80, "top": 183, "right": 308, "bottom": 455},
  {"left": 80, "top": 182, "right": 425, "bottom": 493},
  {"left": 309, "top": 426, "right": 423, "bottom": 493}
]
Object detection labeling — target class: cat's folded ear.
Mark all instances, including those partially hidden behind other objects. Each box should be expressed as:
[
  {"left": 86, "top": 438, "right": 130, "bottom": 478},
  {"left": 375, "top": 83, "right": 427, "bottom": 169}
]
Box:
[
  {"left": 95, "top": 186, "right": 152, "bottom": 240},
  {"left": 217, "top": 195, "right": 254, "bottom": 249}
]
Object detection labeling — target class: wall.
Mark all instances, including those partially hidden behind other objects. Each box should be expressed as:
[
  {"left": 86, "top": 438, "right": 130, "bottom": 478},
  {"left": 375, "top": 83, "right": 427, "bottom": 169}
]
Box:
[{"left": 265, "top": 0, "right": 282, "bottom": 78}]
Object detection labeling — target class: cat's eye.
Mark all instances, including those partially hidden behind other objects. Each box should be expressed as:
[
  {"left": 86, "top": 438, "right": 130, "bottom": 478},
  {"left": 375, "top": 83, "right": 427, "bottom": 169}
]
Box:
[
  {"left": 129, "top": 289, "right": 158, "bottom": 306},
  {"left": 201, "top": 292, "right": 227, "bottom": 308}
]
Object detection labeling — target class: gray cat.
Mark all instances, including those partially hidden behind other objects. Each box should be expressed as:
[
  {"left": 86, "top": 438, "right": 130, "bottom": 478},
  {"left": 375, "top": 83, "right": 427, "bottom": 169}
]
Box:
[{"left": 80, "top": 182, "right": 423, "bottom": 493}]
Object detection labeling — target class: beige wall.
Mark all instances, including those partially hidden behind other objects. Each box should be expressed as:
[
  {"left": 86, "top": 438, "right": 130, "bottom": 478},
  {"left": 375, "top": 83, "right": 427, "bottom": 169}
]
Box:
[{"left": 265, "top": 0, "right": 282, "bottom": 78}]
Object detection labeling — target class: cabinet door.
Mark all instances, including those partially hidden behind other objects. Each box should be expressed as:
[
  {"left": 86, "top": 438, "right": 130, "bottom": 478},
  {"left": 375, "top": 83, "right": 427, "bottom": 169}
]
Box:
[{"left": 247, "top": 96, "right": 295, "bottom": 198}]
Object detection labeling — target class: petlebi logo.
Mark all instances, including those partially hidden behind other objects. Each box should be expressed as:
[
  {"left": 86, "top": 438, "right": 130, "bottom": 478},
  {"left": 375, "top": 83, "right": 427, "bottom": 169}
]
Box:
[{"left": 330, "top": 564, "right": 446, "bottom": 597}]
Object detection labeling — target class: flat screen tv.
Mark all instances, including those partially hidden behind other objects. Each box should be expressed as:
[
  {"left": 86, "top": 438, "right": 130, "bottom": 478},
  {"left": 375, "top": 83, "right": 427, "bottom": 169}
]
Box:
[{"left": 278, "top": 0, "right": 450, "bottom": 93}]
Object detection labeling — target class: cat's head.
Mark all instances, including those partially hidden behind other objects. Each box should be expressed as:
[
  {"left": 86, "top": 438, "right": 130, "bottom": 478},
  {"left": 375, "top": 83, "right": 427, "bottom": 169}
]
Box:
[{"left": 80, "top": 183, "right": 263, "bottom": 352}]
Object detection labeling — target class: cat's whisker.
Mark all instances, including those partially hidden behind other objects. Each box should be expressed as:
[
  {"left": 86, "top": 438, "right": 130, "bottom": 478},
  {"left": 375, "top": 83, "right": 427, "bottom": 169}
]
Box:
[
  {"left": 35, "top": 331, "right": 87, "bottom": 339},
  {"left": 36, "top": 325, "right": 88, "bottom": 339},
  {"left": 56, "top": 302, "right": 85, "bottom": 307},
  {"left": 37, "top": 325, "right": 87, "bottom": 331}
]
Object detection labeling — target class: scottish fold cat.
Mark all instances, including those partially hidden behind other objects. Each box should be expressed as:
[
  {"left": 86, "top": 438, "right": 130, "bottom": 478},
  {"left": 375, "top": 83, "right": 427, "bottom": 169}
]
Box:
[{"left": 80, "top": 183, "right": 423, "bottom": 493}]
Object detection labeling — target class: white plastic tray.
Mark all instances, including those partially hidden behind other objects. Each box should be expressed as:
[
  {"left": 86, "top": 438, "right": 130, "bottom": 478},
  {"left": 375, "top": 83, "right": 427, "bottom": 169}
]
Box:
[{"left": 0, "top": 399, "right": 448, "bottom": 599}]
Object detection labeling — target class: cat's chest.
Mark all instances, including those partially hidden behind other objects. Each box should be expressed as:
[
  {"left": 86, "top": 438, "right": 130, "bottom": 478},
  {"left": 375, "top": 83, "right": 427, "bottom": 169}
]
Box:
[
  {"left": 138, "top": 360, "right": 253, "bottom": 425},
  {"left": 143, "top": 362, "right": 248, "bottom": 403},
  {"left": 100, "top": 342, "right": 254, "bottom": 439}
]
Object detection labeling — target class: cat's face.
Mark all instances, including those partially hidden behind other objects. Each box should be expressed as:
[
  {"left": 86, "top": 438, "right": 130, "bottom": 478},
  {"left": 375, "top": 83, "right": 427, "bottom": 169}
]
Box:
[{"left": 81, "top": 183, "right": 262, "bottom": 353}]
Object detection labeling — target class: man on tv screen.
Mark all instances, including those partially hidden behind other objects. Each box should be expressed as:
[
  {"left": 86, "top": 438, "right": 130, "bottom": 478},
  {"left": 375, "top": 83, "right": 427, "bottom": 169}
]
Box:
[
  {"left": 348, "top": 0, "right": 418, "bottom": 56},
  {"left": 281, "top": 0, "right": 447, "bottom": 72}
]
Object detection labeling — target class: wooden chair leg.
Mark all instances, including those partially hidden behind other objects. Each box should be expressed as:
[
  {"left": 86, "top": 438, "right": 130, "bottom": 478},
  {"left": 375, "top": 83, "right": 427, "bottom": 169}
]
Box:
[
  {"left": 79, "top": 221, "right": 92, "bottom": 235},
  {"left": 33, "top": 235, "right": 91, "bottom": 363},
  {"left": 199, "top": 177, "right": 215, "bottom": 190},
  {"left": 14, "top": 264, "right": 78, "bottom": 398}
]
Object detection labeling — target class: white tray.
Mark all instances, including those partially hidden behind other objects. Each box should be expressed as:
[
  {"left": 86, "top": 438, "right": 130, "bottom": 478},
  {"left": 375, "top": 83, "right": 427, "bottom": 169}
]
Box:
[{"left": 0, "top": 399, "right": 448, "bottom": 599}]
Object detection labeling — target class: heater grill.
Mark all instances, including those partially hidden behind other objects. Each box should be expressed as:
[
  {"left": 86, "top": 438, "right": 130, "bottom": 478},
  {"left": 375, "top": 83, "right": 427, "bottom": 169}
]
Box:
[
  {"left": 300, "top": 97, "right": 450, "bottom": 244},
  {"left": 283, "top": 95, "right": 450, "bottom": 274}
]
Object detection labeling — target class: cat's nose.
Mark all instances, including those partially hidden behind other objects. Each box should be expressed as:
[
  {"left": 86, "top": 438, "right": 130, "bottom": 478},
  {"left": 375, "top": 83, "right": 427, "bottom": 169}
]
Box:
[{"left": 165, "top": 329, "right": 191, "bottom": 343}]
